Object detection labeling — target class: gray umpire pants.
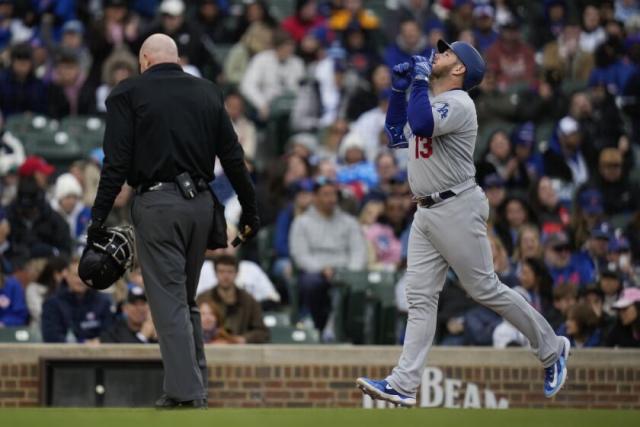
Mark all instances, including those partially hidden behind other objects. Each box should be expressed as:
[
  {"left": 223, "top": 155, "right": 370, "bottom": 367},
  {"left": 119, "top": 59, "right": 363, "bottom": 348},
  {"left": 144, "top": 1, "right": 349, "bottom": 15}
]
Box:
[
  {"left": 386, "top": 186, "right": 564, "bottom": 397},
  {"left": 132, "top": 186, "right": 213, "bottom": 401}
]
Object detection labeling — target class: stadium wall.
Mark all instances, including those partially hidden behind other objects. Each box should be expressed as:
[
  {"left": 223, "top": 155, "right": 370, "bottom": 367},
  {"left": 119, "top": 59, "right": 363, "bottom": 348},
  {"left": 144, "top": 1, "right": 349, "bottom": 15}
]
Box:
[{"left": 0, "top": 345, "right": 638, "bottom": 409}]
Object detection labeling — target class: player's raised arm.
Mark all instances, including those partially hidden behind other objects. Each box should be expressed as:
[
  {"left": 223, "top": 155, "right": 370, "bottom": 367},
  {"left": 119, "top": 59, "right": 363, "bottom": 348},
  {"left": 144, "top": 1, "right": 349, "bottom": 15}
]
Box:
[
  {"left": 384, "top": 62, "right": 412, "bottom": 149},
  {"left": 407, "top": 51, "right": 435, "bottom": 138}
]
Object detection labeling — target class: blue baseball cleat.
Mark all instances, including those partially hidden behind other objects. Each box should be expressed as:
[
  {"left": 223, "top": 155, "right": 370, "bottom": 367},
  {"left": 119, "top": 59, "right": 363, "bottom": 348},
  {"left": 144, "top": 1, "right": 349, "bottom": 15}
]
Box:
[
  {"left": 544, "top": 336, "right": 571, "bottom": 398},
  {"left": 356, "top": 377, "right": 417, "bottom": 407}
]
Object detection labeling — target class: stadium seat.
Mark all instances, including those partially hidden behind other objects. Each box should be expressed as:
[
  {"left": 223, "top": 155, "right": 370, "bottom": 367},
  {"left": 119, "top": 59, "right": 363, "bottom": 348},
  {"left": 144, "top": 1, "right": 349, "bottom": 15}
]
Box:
[
  {"left": 263, "top": 311, "right": 291, "bottom": 328},
  {"left": 0, "top": 327, "right": 42, "bottom": 343},
  {"left": 256, "top": 225, "right": 275, "bottom": 273},
  {"left": 60, "top": 116, "right": 106, "bottom": 156},
  {"left": 266, "top": 93, "right": 296, "bottom": 156},
  {"left": 333, "top": 270, "right": 398, "bottom": 344},
  {"left": 212, "top": 44, "right": 233, "bottom": 64},
  {"left": 268, "top": 325, "right": 320, "bottom": 344},
  {"left": 6, "top": 114, "right": 83, "bottom": 166},
  {"left": 609, "top": 213, "right": 632, "bottom": 230}
]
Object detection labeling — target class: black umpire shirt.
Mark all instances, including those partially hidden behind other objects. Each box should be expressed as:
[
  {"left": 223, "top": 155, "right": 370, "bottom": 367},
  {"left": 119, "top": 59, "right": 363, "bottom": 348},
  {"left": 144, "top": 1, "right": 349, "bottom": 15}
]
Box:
[{"left": 92, "top": 62, "right": 256, "bottom": 221}]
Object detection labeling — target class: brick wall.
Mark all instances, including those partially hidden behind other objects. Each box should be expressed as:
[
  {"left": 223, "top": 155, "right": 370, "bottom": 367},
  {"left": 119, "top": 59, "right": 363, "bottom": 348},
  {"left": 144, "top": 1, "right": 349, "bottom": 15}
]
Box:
[
  {"left": 0, "top": 345, "right": 638, "bottom": 409},
  {"left": 0, "top": 363, "right": 39, "bottom": 407}
]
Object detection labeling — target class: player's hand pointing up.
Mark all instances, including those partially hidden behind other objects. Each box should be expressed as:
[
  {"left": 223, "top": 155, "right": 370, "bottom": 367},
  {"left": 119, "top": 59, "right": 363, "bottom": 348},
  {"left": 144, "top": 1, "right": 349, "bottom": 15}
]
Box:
[
  {"left": 412, "top": 50, "right": 435, "bottom": 82},
  {"left": 391, "top": 62, "right": 413, "bottom": 92}
]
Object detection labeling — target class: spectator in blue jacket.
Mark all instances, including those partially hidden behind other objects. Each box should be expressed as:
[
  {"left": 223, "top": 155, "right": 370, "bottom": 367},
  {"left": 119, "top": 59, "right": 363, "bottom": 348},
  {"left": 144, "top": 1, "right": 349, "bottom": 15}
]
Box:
[
  {"left": 0, "top": 43, "right": 48, "bottom": 118},
  {"left": 0, "top": 272, "right": 28, "bottom": 327},
  {"left": 383, "top": 19, "right": 430, "bottom": 69},
  {"left": 472, "top": 4, "right": 499, "bottom": 53},
  {"left": 272, "top": 178, "right": 314, "bottom": 295},
  {"left": 574, "top": 221, "right": 612, "bottom": 284},
  {"left": 544, "top": 232, "right": 593, "bottom": 289},
  {"left": 41, "top": 258, "right": 112, "bottom": 343}
]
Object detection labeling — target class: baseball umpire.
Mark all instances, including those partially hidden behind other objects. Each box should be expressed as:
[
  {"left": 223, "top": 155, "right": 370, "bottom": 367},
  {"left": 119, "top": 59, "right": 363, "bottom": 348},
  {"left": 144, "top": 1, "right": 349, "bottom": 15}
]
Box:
[
  {"left": 356, "top": 40, "right": 570, "bottom": 406},
  {"left": 88, "top": 34, "right": 259, "bottom": 409}
]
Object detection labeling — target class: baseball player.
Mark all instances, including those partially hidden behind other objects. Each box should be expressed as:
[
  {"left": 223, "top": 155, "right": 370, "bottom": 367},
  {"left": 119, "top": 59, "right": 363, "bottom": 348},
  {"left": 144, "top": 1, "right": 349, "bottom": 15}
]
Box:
[{"left": 356, "top": 40, "right": 570, "bottom": 406}]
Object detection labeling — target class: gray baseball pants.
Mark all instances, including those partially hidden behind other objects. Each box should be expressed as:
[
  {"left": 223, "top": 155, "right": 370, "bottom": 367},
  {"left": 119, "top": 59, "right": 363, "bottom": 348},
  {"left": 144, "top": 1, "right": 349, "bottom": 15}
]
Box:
[
  {"left": 132, "top": 187, "right": 213, "bottom": 401},
  {"left": 386, "top": 186, "right": 564, "bottom": 397}
]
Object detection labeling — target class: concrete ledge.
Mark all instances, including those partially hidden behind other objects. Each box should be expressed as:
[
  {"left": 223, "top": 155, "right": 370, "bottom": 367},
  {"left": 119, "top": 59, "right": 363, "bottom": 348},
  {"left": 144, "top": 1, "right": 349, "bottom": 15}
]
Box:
[{"left": 1, "top": 344, "right": 638, "bottom": 367}]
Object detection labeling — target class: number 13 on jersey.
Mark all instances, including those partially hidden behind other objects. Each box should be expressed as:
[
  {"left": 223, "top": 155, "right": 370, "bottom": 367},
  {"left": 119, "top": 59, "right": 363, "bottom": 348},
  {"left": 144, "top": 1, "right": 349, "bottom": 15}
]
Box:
[{"left": 415, "top": 136, "right": 433, "bottom": 159}]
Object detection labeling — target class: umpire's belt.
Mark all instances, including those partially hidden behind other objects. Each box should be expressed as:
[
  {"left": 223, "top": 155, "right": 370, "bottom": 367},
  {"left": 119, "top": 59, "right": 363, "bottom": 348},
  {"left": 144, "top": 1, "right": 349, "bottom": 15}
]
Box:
[
  {"left": 137, "top": 179, "right": 209, "bottom": 194},
  {"left": 415, "top": 180, "right": 476, "bottom": 209}
]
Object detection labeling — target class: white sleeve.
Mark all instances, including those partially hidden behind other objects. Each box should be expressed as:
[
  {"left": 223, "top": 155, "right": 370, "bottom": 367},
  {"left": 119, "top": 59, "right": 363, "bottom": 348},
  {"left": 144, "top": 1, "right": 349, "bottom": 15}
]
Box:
[{"left": 240, "top": 55, "right": 268, "bottom": 111}]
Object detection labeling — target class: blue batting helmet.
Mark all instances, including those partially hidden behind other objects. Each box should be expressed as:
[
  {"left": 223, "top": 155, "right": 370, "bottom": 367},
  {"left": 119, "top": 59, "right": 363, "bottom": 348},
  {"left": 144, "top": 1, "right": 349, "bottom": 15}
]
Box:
[{"left": 437, "top": 39, "right": 486, "bottom": 91}]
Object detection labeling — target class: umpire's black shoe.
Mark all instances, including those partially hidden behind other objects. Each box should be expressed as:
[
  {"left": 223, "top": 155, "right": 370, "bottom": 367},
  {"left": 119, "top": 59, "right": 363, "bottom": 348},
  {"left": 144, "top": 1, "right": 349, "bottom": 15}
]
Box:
[{"left": 154, "top": 394, "right": 208, "bottom": 410}]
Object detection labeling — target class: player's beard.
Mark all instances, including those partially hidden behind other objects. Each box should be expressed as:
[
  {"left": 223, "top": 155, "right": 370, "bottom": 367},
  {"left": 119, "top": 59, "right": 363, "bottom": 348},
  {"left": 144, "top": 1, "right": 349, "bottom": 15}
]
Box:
[{"left": 431, "top": 61, "right": 455, "bottom": 80}]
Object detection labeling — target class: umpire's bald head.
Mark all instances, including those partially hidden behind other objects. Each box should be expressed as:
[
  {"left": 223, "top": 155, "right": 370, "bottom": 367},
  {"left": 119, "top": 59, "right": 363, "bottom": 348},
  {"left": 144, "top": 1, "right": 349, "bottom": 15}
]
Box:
[{"left": 139, "top": 33, "right": 179, "bottom": 73}]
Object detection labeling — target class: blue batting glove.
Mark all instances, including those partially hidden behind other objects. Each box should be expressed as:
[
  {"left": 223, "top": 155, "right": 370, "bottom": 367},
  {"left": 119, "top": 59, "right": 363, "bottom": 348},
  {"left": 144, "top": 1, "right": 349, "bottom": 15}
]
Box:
[
  {"left": 388, "top": 140, "right": 409, "bottom": 149},
  {"left": 385, "top": 124, "right": 409, "bottom": 149},
  {"left": 391, "top": 62, "right": 412, "bottom": 92},
  {"left": 412, "top": 50, "right": 435, "bottom": 82}
]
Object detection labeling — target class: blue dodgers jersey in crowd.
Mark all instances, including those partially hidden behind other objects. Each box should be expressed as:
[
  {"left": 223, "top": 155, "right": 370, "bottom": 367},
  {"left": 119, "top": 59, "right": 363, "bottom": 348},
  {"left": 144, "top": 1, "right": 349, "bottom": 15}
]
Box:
[
  {"left": 41, "top": 286, "right": 112, "bottom": 343},
  {"left": 0, "top": 276, "right": 28, "bottom": 326}
]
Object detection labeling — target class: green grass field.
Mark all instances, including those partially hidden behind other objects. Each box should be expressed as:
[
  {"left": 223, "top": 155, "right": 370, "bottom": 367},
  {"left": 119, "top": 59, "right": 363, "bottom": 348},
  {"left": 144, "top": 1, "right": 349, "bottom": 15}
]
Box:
[{"left": 1, "top": 408, "right": 639, "bottom": 427}]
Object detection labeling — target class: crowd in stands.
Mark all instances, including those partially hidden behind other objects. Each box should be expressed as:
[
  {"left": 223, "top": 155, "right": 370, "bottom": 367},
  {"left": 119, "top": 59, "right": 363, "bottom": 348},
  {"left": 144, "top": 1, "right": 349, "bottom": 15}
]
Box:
[{"left": 0, "top": 0, "right": 639, "bottom": 348}]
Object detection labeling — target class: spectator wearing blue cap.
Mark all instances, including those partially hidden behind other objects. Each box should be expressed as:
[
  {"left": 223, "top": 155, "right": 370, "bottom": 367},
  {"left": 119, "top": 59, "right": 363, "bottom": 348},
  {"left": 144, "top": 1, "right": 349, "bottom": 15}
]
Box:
[
  {"left": 571, "top": 188, "right": 605, "bottom": 249},
  {"left": 543, "top": 231, "right": 592, "bottom": 289},
  {"left": 100, "top": 286, "right": 157, "bottom": 343},
  {"left": 471, "top": 4, "right": 498, "bottom": 53},
  {"left": 272, "top": 178, "right": 315, "bottom": 291},
  {"left": 574, "top": 221, "right": 613, "bottom": 285},
  {"left": 58, "top": 20, "right": 92, "bottom": 75},
  {"left": 512, "top": 122, "right": 544, "bottom": 182},
  {"left": 480, "top": 173, "right": 506, "bottom": 224}
]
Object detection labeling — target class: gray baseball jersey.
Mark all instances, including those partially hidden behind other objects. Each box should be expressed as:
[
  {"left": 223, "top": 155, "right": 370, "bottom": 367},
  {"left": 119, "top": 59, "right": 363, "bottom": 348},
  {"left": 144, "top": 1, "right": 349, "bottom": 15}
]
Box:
[{"left": 404, "top": 89, "right": 477, "bottom": 196}]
